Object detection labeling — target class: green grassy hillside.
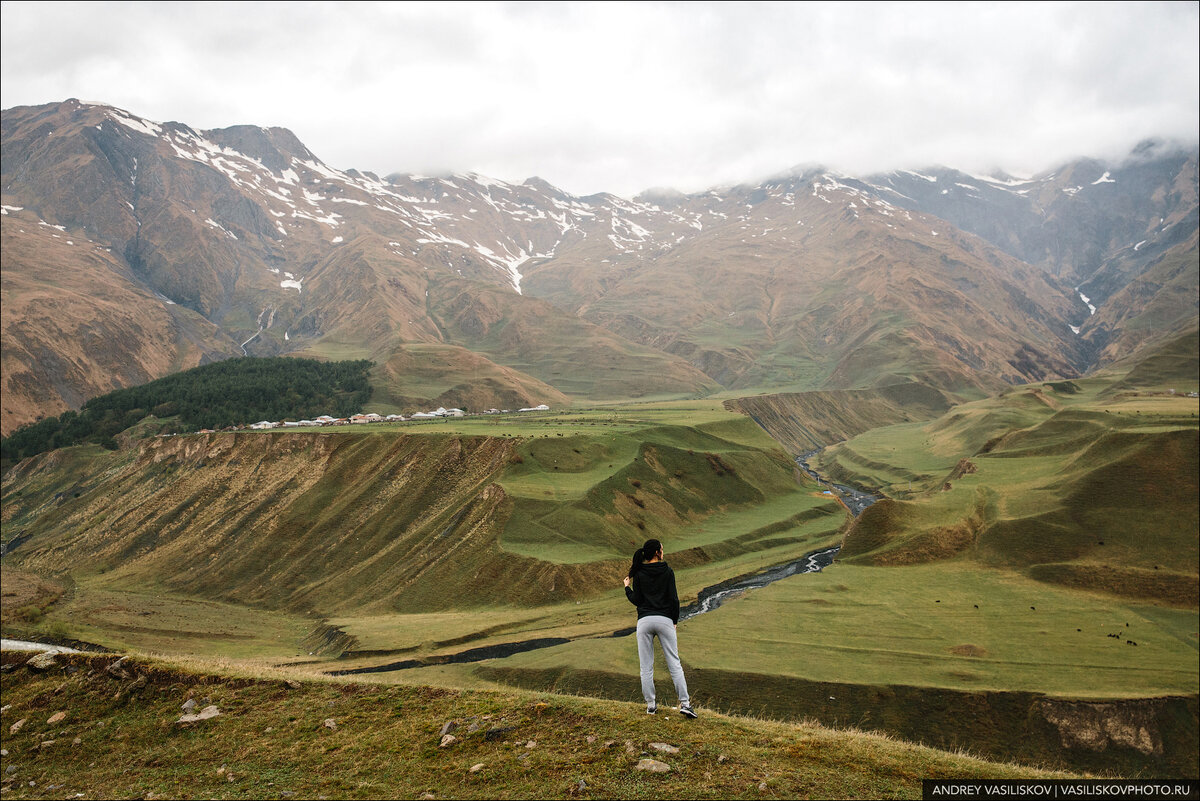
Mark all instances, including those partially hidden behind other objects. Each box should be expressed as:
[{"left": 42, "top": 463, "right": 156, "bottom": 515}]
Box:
[
  {"left": 0, "top": 403, "right": 844, "bottom": 659},
  {"left": 726, "top": 381, "right": 958, "bottom": 453},
  {"left": 826, "top": 378, "right": 1198, "bottom": 607}
]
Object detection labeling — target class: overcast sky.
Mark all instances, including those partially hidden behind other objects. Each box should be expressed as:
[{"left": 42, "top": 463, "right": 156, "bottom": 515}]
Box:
[{"left": 2, "top": 1, "right": 1197, "bottom": 197}]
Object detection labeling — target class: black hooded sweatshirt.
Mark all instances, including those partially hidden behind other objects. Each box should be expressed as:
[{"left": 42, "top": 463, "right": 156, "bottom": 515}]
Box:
[{"left": 625, "top": 561, "right": 681, "bottom": 624}]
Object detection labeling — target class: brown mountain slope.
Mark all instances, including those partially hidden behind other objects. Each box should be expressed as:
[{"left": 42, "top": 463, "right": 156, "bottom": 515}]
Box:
[
  {"left": 1, "top": 101, "right": 717, "bottom": 430},
  {"left": 4, "top": 100, "right": 1194, "bottom": 433},
  {"left": 523, "top": 174, "right": 1088, "bottom": 395},
  {"left": 0, "top": 206, "right": 240, "bottom": 433}
]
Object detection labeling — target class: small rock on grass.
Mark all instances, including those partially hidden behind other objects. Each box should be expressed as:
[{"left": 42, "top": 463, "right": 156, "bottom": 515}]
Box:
[
  {"left": 25, "top": 653, "right": 57, "bottom": 671},
  {"left": 484, "top": 725, "right": 516, "bottom": 741},
  {"left": 105, "top": 656, "right": 131, "bottom": 679},
  {"left": 323, "top": 719, "right": 337, "bottom": 730},
  {"left": 9, "top": 719, "right": 27, "bottom": 735},
  {"left": 181, "top": 699, "right": 196, "bottom": 713},
  {"left": 469, "top": 763, "right": 485, "bottom": 773},
  {"left": 650, "top": 742, "right": 679, "bottom": 754},
  {"left": 439, "top": 734, "right": 457, "bottom": 748},
  {"left": 46, "top": 712, "right": 67, "bottom": 725},
  {"left": 635, "top": 758, "right": 671, "bottom": 773},
  {"left": 439, "top": 721, "right": 457, "bottom": 737},
  {"left": 177, "top": 706, "right": 220, "bottom": 724}
]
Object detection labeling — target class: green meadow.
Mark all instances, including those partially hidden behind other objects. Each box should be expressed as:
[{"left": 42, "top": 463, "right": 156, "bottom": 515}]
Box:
[{"left": 487, "top": 561, "right": 1198, "bottom": 699}]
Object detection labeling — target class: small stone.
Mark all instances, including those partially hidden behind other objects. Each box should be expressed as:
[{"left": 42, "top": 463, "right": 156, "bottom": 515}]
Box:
[
  {"left": 624, "top": 740, "right": 636, "bottom": 754},
  {"left": 181, "top": 699, "right": 196, "bottom": 713},
  {"left": 47, "top": 712, "right": 67, "bottom": 725},
  {"left": 0, "top": 749, "right": 6, "bottom": 756},
  {"left": 265, "top": 726, "right": 274, "bottom": 733},
  {"left": 439, "top": 734, "right": 457, "bottom": 748},
  {"left": 105, "top": 657, "right": 131, "bottom": 679},
  {"left": 72, "top": 738, "right": 81, "bottom": 746},
  {"left": 525, "top": 740, "right": 536, "bottom": 749},
  {"left": 284, "top": 680, "right": 302, "bottom": 690},
  {"left": 323, "top": 718, "right": 337, "bottom": 730},
  {"left": 177, "top": 705, "right": 220, "bottom": 724},
  {"left": 26, "top": 652, "right": 58, "bottom": 671},
  {"left": 759, "top": 781, "right": 768, "bottom": 791},
  {"left": 577, "top": 779, "right": 587, "bottom": 793},
  {"left": 439, "top": 721, "right": 458, "bottom": 737},
  {"left": 469, "top": 763, "right": 485, "bottom": 773},
  {"left": 466, "top": 722, "right": 480, "bottom": 734},
  {"left": 5, "top": 764, "right": 15, "bottom": 775},
  {"left": 420, "top": 794, "right": 436, "bottom": 800},
  {"left": 603, "top": 740, "right": 616, "bottom": 748},
  {"left": 9, "top": 719, "right": 27, "bottom": 735},
  {"left": 635, "top": 758, "right": 671, "bottom": 773},
  {"left": 1, "top": 704, "right": 10, "bottom": 713},
  {"left": 39, "top": 740, "right": 55, "bottom": 749},
  {"left": 650, "top": 742, "right": 679, "bottom": 754},
  {"left": 516, "top": 752, "right": 530, "bottom": 761},
  {"left": 717, "top": 754, "right": 729, "bottom": 763},
  {"left": 586, "top": 735, "right": 597, "bottom": 744},
  {"left": 485, "top": 725, "right": 516, "bottom": 741}
]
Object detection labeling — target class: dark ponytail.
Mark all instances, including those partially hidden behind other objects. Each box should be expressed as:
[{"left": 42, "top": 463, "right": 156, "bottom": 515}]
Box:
[
  {"left": 628, "top": 548, "right": 646, "bottom": 578},
  {"left": 628, "top": 538, "right": 662, "bottom": 578}
]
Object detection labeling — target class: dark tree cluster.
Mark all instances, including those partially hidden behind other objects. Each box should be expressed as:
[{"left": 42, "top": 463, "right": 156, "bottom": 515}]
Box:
[{"left": 1, "top": 357, "right": 373, "bottom": 464}]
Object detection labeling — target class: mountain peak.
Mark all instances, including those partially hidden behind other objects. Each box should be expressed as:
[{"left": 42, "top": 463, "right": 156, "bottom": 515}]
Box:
[{"left": 205, "top": 125, "right": 316, "bottom": 173}]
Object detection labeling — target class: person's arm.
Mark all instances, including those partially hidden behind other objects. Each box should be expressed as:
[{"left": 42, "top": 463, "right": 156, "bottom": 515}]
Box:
[
  {"left": 624, "top": 575, "right": 637, "bottom": 606},
  {"left": 669, "top": 567, "right": 680, "bottom": 624}
]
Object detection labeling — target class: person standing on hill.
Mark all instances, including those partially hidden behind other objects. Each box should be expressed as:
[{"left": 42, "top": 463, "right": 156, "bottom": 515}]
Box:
[{"left": 623, "top": 538, "right": 697, "bottom": 718}]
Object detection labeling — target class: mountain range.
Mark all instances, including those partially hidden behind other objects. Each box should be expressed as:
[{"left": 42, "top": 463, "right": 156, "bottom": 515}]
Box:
[{"left": 2, "top": 99, "right": 1196, "bottom": 435}]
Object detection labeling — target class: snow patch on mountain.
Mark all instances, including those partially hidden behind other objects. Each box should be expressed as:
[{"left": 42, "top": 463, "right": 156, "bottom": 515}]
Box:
[{"left": 107, "top": 109, "right": 162, "bottom": 138}]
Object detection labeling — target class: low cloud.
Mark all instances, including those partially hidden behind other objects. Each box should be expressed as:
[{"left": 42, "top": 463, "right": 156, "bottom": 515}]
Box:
[{"left": 3, "top": 2, "right": 1196, "bottom": 196}]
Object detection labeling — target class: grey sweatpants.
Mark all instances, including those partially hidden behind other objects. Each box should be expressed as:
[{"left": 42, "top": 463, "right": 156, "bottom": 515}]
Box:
[{"left": 636, "top": 615, "right": 690, "bottom": 708}]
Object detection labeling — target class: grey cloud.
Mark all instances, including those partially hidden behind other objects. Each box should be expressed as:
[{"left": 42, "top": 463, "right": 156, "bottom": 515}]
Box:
[{"left": 2, "top": 1, "right": 1196, "bottom": 197}]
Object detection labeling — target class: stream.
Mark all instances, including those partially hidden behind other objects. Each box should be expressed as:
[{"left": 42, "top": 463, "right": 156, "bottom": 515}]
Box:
[{"left": 328, "top": 447, "right": 880, "bottom": 675}]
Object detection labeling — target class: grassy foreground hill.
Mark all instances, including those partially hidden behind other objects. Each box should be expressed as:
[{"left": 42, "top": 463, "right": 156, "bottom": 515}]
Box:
[{"left": 0, "top": 650, "right": 1076, "bottom": 800}]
